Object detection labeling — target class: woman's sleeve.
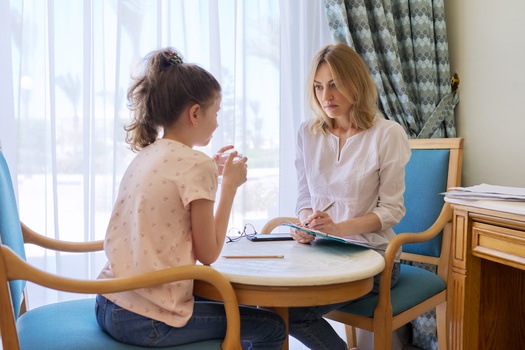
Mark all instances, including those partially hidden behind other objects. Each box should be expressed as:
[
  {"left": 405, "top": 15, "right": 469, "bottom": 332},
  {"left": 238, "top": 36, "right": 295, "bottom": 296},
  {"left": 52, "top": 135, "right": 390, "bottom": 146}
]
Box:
[
  {"left": 372, "top": 122, "right": 411, "bottom": 229},
  {"left": 295, "top": 123, "right": 312, "bottom": 215}
]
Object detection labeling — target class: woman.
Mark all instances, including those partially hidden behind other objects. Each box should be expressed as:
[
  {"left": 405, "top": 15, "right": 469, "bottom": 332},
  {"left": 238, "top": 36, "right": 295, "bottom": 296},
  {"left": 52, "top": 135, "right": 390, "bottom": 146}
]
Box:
[{"left": 288, "top": 43, "right": 411, "bottom": 349}]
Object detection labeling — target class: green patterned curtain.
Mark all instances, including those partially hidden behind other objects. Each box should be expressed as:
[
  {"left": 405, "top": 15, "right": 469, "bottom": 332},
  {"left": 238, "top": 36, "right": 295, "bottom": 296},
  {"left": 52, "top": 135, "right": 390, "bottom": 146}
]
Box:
[{"left": 323, "top": 0, "right": 458, "bottom": 139}]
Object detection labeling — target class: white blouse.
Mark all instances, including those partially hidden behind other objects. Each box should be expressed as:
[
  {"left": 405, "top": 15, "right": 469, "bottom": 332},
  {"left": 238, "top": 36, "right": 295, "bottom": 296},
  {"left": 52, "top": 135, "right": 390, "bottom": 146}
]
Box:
[{"left": 295, "top": 116, "right": 411, "bottom": 253}]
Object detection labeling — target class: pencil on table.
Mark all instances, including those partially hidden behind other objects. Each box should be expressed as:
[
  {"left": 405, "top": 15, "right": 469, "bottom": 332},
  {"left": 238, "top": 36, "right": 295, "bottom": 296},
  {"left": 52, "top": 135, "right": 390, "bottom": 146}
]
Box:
[{"left": 222, "top": 255, "right": 284, "bottom": 259}]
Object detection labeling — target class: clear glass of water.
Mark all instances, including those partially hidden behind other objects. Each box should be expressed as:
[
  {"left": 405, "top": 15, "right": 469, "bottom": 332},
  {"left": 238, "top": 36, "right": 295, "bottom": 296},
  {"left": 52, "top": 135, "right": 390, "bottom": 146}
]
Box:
[{"left": 215, "top": 152, "right": 243, "bottom": 183}]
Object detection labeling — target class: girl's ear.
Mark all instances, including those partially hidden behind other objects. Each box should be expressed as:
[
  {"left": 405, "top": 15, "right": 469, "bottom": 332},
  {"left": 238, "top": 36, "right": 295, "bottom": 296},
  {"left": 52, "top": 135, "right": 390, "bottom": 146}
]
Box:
[{"left": 188, "top": 103, "right": 200, "bottom": 128}]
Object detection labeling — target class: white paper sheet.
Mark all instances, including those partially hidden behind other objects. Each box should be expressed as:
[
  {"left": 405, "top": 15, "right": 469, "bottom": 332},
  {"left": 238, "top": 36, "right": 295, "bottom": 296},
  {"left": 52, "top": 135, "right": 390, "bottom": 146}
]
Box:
[{"left": 444, "top": 183, "right": 525, "bottom": 201}]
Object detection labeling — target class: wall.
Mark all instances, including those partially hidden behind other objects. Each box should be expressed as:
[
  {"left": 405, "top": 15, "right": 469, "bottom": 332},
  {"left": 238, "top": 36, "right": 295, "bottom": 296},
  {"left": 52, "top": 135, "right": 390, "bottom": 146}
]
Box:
[{"left": 445, "top": 0, "right": 525, "bottom": 187}]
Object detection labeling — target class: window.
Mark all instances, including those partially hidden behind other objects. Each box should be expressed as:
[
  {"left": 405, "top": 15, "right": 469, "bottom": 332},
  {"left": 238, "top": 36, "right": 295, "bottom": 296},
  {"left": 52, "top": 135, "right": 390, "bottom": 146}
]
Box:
[{"left": 2, "top": 0, "right": 332, "bottom": 307}]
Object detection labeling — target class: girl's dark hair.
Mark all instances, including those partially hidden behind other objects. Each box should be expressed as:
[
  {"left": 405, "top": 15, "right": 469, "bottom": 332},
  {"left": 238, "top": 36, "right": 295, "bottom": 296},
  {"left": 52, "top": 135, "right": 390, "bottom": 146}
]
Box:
[{"left": 125, "top": 47, "right": 221, "bottom": 152}]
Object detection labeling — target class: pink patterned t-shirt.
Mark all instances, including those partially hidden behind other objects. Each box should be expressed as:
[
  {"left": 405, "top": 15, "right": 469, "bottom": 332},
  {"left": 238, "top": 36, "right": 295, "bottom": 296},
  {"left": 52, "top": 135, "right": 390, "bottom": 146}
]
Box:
[{"left": 98, "top": 139, "right": 218, "bottom": 327}]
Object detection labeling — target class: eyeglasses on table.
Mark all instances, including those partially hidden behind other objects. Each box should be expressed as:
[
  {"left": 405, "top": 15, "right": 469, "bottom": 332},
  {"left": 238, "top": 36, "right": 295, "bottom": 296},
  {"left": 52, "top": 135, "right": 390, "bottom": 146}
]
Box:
[{"left": 226, "top": 223, "right": 257, "bottom": 243}]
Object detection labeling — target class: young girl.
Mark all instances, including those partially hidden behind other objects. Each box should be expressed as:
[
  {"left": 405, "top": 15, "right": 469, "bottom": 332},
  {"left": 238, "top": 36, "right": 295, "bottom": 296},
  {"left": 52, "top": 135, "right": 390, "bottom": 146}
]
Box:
[{"left": 95, "top": 48, "right": 286, "bottom": 349}]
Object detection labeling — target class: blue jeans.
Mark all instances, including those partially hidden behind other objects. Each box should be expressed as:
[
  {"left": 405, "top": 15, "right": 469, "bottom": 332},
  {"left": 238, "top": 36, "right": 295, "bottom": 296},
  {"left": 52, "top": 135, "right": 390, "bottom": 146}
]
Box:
[
  {"left": 95, "top": 295, "right": 286, "bottom": 350},
  {"left": 288, "top": 262, "right": 401, "bottom": 350}
]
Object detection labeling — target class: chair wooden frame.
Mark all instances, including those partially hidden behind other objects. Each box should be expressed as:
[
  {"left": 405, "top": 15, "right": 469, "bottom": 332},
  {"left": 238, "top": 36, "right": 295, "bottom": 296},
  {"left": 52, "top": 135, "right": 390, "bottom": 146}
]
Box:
[
  {"left": 261, "top": 138, "right": 463, "bottom": 350},
  {"left": 261, "top": 217, "right": 300, "bottom": 234},
  {"left": 0, "top": 223, "right": 242, "bottom": 350}
]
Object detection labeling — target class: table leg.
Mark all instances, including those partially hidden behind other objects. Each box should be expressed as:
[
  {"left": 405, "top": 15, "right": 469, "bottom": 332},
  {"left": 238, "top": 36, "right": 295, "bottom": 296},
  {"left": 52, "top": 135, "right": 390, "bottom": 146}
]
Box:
[{"left": 271, "top": 307, "right": 289, "bottom": 350}]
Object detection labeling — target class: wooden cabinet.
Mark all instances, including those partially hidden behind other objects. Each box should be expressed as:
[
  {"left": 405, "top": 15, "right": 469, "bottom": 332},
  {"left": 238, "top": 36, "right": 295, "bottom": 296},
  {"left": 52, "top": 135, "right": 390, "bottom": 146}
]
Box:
[{"left": 448, "top": 200, "right": 525, "bottom": 349}]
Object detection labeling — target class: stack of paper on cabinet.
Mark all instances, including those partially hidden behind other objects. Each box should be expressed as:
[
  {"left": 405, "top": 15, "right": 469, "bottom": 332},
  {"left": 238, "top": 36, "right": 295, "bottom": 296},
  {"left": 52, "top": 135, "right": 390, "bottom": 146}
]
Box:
[{"left": 444, "top": 183, "right": 525, "bottom": 201}]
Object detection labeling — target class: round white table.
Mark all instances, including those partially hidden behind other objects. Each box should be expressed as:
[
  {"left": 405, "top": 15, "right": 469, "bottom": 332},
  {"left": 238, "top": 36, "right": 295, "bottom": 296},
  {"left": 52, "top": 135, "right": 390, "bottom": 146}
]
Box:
[{"left": 194, "top": 238, "right": 385, "bottom": 349}]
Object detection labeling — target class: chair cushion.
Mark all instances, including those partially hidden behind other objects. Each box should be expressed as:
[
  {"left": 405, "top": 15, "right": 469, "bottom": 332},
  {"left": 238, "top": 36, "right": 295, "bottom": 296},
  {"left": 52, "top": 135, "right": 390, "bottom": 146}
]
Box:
[
  {"left": 335, "top": 264, "right": 446, "bottom": 317},
  {"left": 17, "top": 298, "right": 223, "bottom": 349}
]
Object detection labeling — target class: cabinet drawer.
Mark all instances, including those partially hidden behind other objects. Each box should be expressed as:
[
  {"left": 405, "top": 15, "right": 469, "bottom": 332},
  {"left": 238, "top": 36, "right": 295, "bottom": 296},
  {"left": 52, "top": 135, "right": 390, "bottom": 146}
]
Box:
[{"left": 472, "top": 222, "right": 525, "bottom": 270}]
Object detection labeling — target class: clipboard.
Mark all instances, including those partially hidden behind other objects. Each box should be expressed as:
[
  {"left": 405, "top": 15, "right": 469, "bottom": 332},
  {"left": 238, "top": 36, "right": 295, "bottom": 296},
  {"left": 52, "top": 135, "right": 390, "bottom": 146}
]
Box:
[{"left": 281, "top": 223, "right": 385, "bottom": 251}]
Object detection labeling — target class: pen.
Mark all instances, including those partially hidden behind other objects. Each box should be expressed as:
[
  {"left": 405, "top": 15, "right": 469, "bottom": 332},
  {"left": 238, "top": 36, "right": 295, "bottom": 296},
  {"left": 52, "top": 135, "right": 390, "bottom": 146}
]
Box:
[
  {"left": 320, "top": 201, "right": 336, "bottom": 212},
  {"left": 223, "top": 255, "right": 284, "bottom": 259},
  {"left": 305, "top": 201, "right": 335, "bottom": 227}
]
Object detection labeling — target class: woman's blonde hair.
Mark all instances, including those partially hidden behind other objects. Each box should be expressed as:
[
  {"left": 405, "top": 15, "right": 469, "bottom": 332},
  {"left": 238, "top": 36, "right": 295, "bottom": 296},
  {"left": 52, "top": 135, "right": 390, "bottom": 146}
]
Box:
[
  {"left": 125, "top": 47, "right": 221, "bottom": 152},
  {"left": 306, "top": 43, "right": 378, "bottom": 135}
]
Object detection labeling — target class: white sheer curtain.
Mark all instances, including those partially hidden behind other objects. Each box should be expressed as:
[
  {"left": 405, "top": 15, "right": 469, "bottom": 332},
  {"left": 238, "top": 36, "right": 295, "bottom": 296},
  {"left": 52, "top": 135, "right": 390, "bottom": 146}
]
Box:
[{"left": 1, "top": 0, "right": 332, "bottom": 309}]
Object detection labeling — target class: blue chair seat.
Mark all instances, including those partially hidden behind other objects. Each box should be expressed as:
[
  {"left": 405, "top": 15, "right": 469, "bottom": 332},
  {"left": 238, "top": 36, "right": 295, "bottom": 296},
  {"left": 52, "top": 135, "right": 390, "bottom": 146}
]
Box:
[
  {"left": 335, "top": 264, "right": 446, "bottom": 317},
  {"left": 17, "top": 298, "right": 223, "bottom": 350}
]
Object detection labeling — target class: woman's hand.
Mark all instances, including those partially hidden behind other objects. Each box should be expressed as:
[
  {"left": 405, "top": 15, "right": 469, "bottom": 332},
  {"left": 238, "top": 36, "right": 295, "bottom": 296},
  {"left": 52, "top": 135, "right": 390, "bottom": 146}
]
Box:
[
  {"left": 304, "top": 211, "right": 340, "bottom": 236},
  {"left": 290, "top": 209, "right": 315, "bottom": 244},
  {"left": 290, "top": 228, "right": 315, "bottom": 244}
]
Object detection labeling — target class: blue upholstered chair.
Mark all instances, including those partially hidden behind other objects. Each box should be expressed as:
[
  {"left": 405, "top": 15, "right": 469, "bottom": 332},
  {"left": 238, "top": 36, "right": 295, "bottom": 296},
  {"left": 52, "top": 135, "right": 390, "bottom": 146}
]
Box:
[
  {"left": 0, "top": 150, "right": 242, "bottom": 349},
  {"left": 324, "top": 138, "right": 464, "bottom": 350}
]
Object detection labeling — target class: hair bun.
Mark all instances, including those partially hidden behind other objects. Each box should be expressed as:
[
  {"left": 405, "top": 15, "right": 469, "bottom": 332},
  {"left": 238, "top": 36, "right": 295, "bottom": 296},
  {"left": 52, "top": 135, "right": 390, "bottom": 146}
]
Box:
[{"left": 167, "top": 51, "right": 183, "bottom": 66}]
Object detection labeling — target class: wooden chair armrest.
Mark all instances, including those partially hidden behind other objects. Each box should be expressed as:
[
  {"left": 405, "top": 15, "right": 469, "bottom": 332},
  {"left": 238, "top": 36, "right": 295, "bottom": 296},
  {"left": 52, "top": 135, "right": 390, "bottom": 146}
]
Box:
[
  {"left": 260, "top": 217, "right": 300, "bottom": 234},
  {"left": 0, "top": 245, "right": 242, "bottom": 349},
  {"left": 376, "top": 202, "right": 453, "bottom": 303},
  {"left": 384, "top": 203, "right": 452, "bottom": 261},
  {"left": 21, "top": 222, "right": 104, "bottom": 252}
]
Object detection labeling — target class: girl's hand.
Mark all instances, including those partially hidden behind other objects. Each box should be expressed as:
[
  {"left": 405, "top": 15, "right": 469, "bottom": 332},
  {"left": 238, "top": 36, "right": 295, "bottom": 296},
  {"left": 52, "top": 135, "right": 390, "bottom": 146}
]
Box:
[
  {"left": 221, "top": 152, "right": 248, "bottom": 189},
  {"left": 213, "top": 145, "right": 235, "bottom": 176},
  {"left": 215, "top": 145, "right": 235, "bottom": 155}
]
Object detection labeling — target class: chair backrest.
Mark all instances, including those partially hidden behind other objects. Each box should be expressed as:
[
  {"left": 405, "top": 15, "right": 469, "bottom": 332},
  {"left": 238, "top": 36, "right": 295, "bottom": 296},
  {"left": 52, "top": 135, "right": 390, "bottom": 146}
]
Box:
[
  {"left": 394, "top": 138, "right": 463, "bottom": 259},
  {"left": 0, "top": 150, "right": 27, "bottom": 319}
]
